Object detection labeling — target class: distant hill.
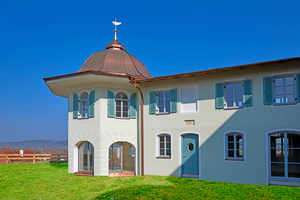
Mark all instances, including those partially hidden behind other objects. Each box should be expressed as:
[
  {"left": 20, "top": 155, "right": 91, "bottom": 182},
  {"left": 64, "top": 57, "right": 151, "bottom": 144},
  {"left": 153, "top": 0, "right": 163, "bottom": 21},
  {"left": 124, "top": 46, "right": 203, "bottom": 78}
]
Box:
[{"left": 0, "top": 140, "right": 68, "bottom": 149}]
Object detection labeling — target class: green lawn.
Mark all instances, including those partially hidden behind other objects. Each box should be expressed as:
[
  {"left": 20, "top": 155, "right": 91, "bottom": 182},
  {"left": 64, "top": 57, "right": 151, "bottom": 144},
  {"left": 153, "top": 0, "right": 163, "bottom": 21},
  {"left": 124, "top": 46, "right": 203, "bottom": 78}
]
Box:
[{"left": 0, "top": 163, "right": 299, "bottom": 199}]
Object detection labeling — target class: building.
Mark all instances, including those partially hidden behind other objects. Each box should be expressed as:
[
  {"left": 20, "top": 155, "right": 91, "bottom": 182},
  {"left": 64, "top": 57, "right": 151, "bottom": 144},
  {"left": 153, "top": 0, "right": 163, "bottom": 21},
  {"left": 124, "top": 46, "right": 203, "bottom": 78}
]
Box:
[{"left": 44, "top": 25, "right": 300, "bottom": 186}]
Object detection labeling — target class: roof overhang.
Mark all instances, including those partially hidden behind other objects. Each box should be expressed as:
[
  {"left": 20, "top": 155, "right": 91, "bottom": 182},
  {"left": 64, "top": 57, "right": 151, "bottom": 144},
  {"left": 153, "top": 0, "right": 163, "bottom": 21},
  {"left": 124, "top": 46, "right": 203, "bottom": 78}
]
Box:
[{"left": 44, "top": 71, "right": 136, "bottom": 98}]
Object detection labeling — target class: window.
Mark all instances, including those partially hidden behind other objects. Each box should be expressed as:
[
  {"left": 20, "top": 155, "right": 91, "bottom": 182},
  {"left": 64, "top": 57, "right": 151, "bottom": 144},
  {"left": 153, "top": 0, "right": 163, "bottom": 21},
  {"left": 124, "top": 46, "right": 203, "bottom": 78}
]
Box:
[
  {"left": 225, "top": 82, "right": 243, "bottom": 108},
  {"left": 129, "top": 145, "right": 135, "bottom": 157},
  {"left": 149, "top": 89, "right": 177, "bottom": 114},
  {"left": 225, "top": 133, "right": 244, "bottom": 160},
  {"left": 157, "top": 91, "right": 170, "bottom": 113},
  {"left": 158, "top": 134, "right": 171, "bottom": 157},
  {"left": 264, "top": 74, "right": 300, "bottom": 105},
  {"left": 274, "top": 76, "right": 295, "bottom": 104},
  {"left": 215, "top": 80, "right": 252, "bottom": 109},
  {"left": 115, "top": 92, "right": 129, "bottom": 118},
  {"left": 180, "top": 85, "right": 198, "bottom": 113},
  {"left": 79, "top": 92, "right": 89, "bottom": 118}
]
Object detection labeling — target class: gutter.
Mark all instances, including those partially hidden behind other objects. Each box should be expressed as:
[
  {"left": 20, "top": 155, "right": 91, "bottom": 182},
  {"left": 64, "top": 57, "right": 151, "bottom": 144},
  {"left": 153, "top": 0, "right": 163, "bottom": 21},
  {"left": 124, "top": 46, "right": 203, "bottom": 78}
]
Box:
[{"left": 134, "top": 81, "right": 144, "bottom": 176}]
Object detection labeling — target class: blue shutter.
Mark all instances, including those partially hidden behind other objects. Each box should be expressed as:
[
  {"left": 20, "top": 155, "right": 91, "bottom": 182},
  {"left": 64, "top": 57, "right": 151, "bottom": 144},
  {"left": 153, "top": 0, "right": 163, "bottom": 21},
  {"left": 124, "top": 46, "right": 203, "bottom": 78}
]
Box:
[
  {"left": 130, "top": 93, "right": 137, "bottom": 119},
  {"left": 149, "top": 91, "right": 156, "bottom": 114},
  {"left": 170, "top": 89, "right": 177, "bottom": 113},
  {"left": 243, "top": 79, "right": 252, "bottom": 107},
  {"left": 263, "top": 77, "right": 273, "bottom": 105},
  {"left": 107, "top": 90, "right": 115, "bottom": 118},
  {"left": 215, "top": 83, "right": 224, "bottom": 109},
  {"left": 73, "top": 93, "right": 78, "bottom": 119},
  {"left": 88, "top": 90, "right": 95, "bottom": 118},
  {"left": 297, "top": 73, "right": 300, "bottom": 103}
]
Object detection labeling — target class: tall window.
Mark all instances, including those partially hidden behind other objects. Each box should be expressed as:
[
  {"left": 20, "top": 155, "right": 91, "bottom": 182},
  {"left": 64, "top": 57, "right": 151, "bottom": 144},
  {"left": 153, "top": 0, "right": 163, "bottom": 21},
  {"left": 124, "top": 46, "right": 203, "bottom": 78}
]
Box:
[
  {"left": 78, "top": 141, "right": 94, "bottom": 172},
  {"left": 79, "top": 92, "right": 89, "bottom": 118},
  {"left": 225, "top": 82, "right": 243, "bottom": 108},
  {"left": 157, "top": 91, "right": 170, "bottom": 113},
  {"left": 274, "top": 76, "right": 295, "bottom": 104},
  {"left": 225, "top": 133, "right": 244, "bottom": 160},
  {"left": 158, "top": 134, "right": 171, "bottom": 157},
  {"left": 270, "top": 132, "right": 300, "bottom": 179},
  {"left": 116, "top": 92, "right": 129, "bottom": 118}
]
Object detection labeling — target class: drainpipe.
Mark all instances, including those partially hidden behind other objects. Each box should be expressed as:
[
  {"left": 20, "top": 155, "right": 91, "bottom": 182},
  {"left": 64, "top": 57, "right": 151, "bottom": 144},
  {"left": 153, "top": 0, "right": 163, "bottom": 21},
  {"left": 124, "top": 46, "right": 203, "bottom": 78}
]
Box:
[{"left": 134, "top": 82, "right": 144, "bottom": 176}]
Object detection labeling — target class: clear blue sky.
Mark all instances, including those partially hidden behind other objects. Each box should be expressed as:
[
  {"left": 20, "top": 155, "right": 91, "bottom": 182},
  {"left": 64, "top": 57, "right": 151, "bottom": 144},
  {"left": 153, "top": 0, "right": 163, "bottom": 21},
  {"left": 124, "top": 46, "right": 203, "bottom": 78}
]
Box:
[{"left": 1, "top": 1, "right": 300, "bottom": 142}]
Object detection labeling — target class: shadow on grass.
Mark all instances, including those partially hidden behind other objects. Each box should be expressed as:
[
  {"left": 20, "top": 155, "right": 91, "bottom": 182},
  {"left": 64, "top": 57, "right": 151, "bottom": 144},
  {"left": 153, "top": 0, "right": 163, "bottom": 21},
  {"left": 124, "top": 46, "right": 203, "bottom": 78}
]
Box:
[{"left": 49, "top": 163, "right": 68, "bottom": 168}]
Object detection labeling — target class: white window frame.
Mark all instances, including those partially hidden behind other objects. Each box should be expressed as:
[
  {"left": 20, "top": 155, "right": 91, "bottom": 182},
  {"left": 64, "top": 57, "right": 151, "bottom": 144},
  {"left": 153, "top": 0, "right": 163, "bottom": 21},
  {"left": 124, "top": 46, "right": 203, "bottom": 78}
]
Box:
[
  {"left": 78, "top": 91, "right": 89, "bottom": 118},
  {"left": 156, "top": 133, "right": 172, "bottom": 158},
  {"left": 156, "top": 90, "right": 171, "bottom": 114},
  {"left": 274, "top": 75, "right": 296, "bottom": 105},
  {"left": 115, "top": 92, "right": 129, "bottom": 118},
  {"left": 224, "top": 131, "right": 245, "bottom": 161},
  {"left": 224, "top": 82, "right": 244, "bottom": 109}
]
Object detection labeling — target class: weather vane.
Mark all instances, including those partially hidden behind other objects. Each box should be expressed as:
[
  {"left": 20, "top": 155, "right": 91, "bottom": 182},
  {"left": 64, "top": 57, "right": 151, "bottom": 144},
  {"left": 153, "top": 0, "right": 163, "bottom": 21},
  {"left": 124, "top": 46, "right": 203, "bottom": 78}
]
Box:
[{"left": 112, "top": 18, "right": 122, "bottom": 40}]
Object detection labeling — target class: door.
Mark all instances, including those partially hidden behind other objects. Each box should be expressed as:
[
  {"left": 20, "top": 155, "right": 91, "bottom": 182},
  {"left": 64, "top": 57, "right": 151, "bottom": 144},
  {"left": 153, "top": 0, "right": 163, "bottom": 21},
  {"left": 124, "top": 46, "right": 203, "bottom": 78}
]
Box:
[
  {"left": 78, "top": 142, "right": 94, "bottom": 172},
  {"left": 182, "top": 134, "right": 199, "bottom": 174}
]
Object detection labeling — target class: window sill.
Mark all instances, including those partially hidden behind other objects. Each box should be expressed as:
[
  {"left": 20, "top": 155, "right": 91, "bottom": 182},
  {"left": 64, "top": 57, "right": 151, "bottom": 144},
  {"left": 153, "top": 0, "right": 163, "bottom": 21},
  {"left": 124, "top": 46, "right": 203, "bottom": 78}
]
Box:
[
  {"left": 155, "top": 112, "right": 171, "bottom": 116},
  {"left": 223, "top": 106, "right": 245, "bottom": 110},
  {"left": 225, "top": 158, "right": 244, "bottom": 161},
  {"left": 156, "top": 156, "right": 171, "bottom": 159},
  {"left": 114, "top": 117, "right": 130, "bottom": 120},
  {"left": 77, "top": 117, "right": 89, "bottom": 120},
  {"left": 273, "top": 102, "right": 298, "bottom": 106}
]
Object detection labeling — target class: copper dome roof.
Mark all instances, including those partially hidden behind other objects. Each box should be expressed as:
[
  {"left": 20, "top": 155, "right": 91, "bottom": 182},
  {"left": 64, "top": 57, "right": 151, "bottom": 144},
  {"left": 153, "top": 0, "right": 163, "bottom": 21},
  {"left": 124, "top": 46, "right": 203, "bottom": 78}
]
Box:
[{"left": 77, "top": 39, "right": 152, "bottom": 79}]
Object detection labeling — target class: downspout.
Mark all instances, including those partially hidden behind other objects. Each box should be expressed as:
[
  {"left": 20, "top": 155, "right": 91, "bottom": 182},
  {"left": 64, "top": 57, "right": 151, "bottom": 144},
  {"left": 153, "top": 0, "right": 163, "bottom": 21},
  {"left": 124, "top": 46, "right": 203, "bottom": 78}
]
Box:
[{"left": 134, "top": 81, "right": 144, "bottom": 176}]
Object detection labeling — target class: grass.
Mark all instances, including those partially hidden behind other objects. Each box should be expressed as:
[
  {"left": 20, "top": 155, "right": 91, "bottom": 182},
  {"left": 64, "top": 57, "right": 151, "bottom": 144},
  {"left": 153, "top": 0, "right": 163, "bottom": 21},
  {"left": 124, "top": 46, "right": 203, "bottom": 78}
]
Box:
[{"left": 0, "top": 163, "right": 300, "bottom": 199}]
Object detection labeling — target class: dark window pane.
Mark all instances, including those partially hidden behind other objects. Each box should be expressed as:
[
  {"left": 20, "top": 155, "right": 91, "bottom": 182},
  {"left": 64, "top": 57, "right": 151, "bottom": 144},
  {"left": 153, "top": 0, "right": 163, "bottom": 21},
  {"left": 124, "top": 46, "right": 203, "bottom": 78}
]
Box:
[
  {"left": 228, "top": 143, "right": 234, "bottom": 149},
  {"left": 166, "top": 150, "right": 171, "bottom": 156},
  {"left": 160, "top": 150, "right": 164, "bottom": 155},
  {"left": 166, "top": 135, "right": 170, "bottom": 142},
  {"left": 116, "top": 93, "right": 121, "bottom": 98},
  {"left": 288, "top": 149, "right": 300, "bottom": 163},
  {"left": 122, "top": 93, "right": 127, "bottom": 99},
  {"left": 227, "top": 84, "right": 233, "bottom": 92},
  {"left": 270, "top": 133, "right": 284, "bottom": 148},
  {"left": 165, "top": 92, "right": 170, "bottom": 98},
  {"left": 123, "top": 112, "right": 128, "bottom": 117},
  {"left": 275, "top": 78, "right": 283, "bottom": 86},
  {"left": 228, "top": 150, "right": 234, "bottom": 157},
  {"left": 166, "top": 106, "right": 170, "bottom": 113},
  {"left": 271, "top": 163, "right": 285, "bottom": 177},
  {"left": 288, "top": 134, "right": 300, "bottom": 148},
  {"left": 188, "top": 143, "right": 194, "bottom": 151},
  {"left": 288, "top": 164, "right": 300, "bottom": 178},
  {"left": 271, "top": 149, "right": 285, "bottom": 162},
  {"left": 160, "top": 136, "right": 164, "bottom": 142},
  {"left": 236, "top": 150, "right": 243, "bottom": 157},
  {"left": 160, "top": 143, "right": 164, "bottom": 148},
  {"left": 228, "top": 135, "right": 234, "bottom": 142},
  {"left": 166, "top": 143, "right": 171, "bottom": 148}
]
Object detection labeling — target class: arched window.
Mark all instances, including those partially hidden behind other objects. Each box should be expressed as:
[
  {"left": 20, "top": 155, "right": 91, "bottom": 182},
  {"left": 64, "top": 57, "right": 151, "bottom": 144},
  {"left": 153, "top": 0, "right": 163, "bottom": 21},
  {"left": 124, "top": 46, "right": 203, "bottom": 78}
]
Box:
[
  {"left": 225, "top": 132, "right": 244, "bottom": 160},
  {"left": 115, "top": 92, "right": 129, "bottom": 118},
  {"left": 157, "top": 134, "right": 171, "bottom": 157},
  {"left": 78, "top": 141, "right": 94, "bottom": 172},
  {"left": 79, "top": 92, "right": 89, "bottom": 118}
]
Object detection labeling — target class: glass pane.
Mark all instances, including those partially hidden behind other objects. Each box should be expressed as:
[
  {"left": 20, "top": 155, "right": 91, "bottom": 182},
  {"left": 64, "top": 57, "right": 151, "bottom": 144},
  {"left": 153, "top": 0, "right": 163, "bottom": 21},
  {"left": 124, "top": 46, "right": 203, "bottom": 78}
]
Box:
[
  {"left": 160, "top": 136, "right": 164, "bottom": 142},
  {"left": 288, "top": 134, "right": 300, "bottom": 148},
  {"left": 188, "top": 143, "right": 194, "bottom": 151},
  {"left": 275, "top": 78, "right": 283, "bottom": 86},
  {"left": 275, "top": 96, "right": 283, "bottom": 104},
  {"left": 165, "top": 105, "right": 170, "bottom": 113},
  {"left": 288, "top": 149, "right": 300, "bottom": 162},
  {"left": 116, "top": 100, "right": 121, "bottom": 106},
  {"left": 159, "top": 92, "right": 164, "bottom": 99},
  {"left": 123, "top": 112, "right": 128, "bottom": 118},
  {"left": 166, "top": 135, "right": 170, "bottom": 142},
  {"left": 160, "top": 150, "right": 164, "bottom": 155},
  {"left": 116, "top": 106, "right": 121, "bottom": 112},
  {"left": 271, "top": 163, "right": 285, "bottom": 177},
  {"left": 228, "top": 135, "right": 234, "bottom": 142},
  {"left": 236, "top": 142, "right": 242, "bottom": 150},
  {"left": 288, "top": 164, "right": 300, "bottom": 178},
  {"left": 270, "top": 133, "right": 284, "bottom": 148},
  {"left": 160, "top": 143, "right": 164, "bottom": 148},
  {"left": 116, "top": 111, "right": 121, "bottom": 117},
  {"left": 116, "top": 93, "right": 121, "bottom": 98},
  {"left": 227, "top": 99, "right": 233, "bottom": 107},
  {"left": 166, "top": 142, "right": 171, "bottom": 148},
  {"left": 166, "top": 150, "right": 171, "bottom": 156},
  {"left": 271, "top": 149, "right": 284, "bottom": 162},
  {"left": 165, "top": 92, "right": 170, "bottom": 99},
  {"left": 286, "top": 85, "right": 294, "bottom": 94},
  {"left": 165, "top": 98, "right": 170, "bottom": 106},
  {"left": 235, "top": 83, "right": 242, "bottom": 91},
  {"left": 159, "top": 106, "right": 164, "bottom": 113},
  {"left": 275, "top": 87, "right": 283, "bottom": 95},
  {"left": 228, "top": 150, "right": 234, "bottom": 157},
  {"left": 228, "top": 143, "right": 234, "bottom": 149},
  {"left": 159, "top": 99, "right": 164, "bottom": 105},
  {"left": 285, "top": 76, "right": 294, "bottom": 85},
  {"left": 236, "top": 150, "right": 243, "bottom": 157},
  {"left": 286, "top": 94, "right": 294, "bottom": 103},
  {"left": 226, "top": 84, "right": 233, "bottom": 92},
  {"left": 122, "top": 93, "right": 127, "bottom": 99},
  {"left": 226, "top": 91, "right": 233, "bottom": 100}
]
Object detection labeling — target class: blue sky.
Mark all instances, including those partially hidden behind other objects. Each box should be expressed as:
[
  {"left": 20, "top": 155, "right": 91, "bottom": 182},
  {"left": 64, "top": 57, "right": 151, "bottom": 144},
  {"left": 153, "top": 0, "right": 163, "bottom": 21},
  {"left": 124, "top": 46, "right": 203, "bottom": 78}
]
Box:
[{"left": 1, "top": 0, "right": 300, "bottom": 142}]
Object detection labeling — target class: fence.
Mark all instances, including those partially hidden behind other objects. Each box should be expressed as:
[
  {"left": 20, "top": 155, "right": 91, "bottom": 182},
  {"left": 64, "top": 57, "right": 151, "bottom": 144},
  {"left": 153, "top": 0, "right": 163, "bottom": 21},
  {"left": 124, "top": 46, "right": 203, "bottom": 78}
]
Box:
[{"left": 0, "top": 154, "right": 68, "bottom": 165}]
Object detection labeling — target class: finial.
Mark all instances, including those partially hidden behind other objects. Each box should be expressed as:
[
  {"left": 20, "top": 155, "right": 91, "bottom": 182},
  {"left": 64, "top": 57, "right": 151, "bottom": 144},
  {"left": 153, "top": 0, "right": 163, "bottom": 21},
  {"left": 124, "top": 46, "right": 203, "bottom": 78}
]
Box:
[{"left": 112, "top": 18, "right": 122, "bottom": 40}]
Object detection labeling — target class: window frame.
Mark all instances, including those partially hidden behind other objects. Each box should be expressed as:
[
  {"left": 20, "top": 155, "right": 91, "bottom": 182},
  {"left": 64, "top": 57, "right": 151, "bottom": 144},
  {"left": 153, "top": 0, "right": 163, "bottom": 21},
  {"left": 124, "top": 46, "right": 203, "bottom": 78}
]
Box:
[
  {"left": 78, "top": 91, "right": 89, "bottom": 118},
  {"left": 224, "top": 132, "right": 245, "bottom": 161},
  {"left": 156, "top": 90, "right": 171, "bottom": 114},
  {"left": 115, "top": 92, "right": 129, "bottom": 118},
  {"left": 224, "top": 81, "right": 244, "bottom": 109},
  {"left": 273, "top": 75, "right": 296, "bottom": 105},
  {"left": 156, "top": 133, "right": 172, "bottom": 158}
]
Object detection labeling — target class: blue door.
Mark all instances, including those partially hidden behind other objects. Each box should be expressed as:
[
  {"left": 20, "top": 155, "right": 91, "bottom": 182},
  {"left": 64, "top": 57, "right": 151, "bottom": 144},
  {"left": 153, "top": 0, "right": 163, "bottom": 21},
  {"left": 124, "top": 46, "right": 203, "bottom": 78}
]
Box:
[{"left": 182, "top": 134, "right": 199, "bottom": 174}]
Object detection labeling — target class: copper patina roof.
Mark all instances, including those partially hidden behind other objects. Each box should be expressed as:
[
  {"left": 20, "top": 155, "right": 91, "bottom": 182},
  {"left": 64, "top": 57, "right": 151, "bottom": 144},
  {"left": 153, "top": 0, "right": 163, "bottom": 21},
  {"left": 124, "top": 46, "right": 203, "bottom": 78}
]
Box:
[{"left": 77, "top": 39, "right": 152, "bottom": 79}]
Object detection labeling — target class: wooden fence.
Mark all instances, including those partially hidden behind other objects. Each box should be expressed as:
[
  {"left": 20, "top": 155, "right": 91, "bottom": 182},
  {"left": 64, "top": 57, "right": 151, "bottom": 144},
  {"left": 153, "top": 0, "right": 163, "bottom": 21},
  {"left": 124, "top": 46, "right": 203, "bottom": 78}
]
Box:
[{"left": 1, "top": 154, "right": 68, "bottom": 165}]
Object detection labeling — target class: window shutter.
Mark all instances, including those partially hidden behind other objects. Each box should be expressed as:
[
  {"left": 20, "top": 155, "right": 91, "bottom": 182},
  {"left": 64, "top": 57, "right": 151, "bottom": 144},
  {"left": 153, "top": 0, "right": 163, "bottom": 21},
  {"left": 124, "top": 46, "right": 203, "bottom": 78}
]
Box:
[
  {"left": 88, "top": 90, "right": 95, "bottom": 118},
  {"left": 243, "top": 79, "right": 252, "bottom": 107},
  {"left": 215, "top": 83, "right": 224, "bottom": 109},
  {"left": 263, "top": 77, "right": 273, "bottom": 105},
  {"left": 107, "top": 90, "right": 115, "bottom": 118},
  {"left": 73, "top": 93, "right": 78, "bottom": 119},
  {"left": 130, "top": 93, "right": 137, "bottom": 119},
  {"left": 170, "top": 89, "right": 177, "bottom": 113},
  {"left": 149, "top": 91, "right": 156, "bottom": 114},
  {"left": 297, "top": 73, "right": 300, "bottom": 103}
]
